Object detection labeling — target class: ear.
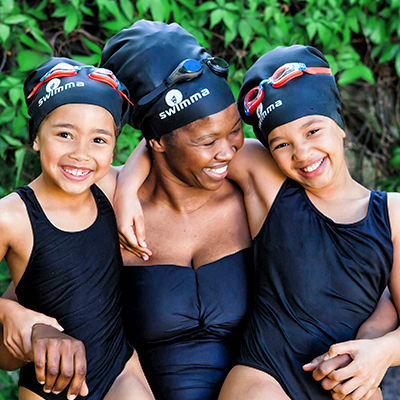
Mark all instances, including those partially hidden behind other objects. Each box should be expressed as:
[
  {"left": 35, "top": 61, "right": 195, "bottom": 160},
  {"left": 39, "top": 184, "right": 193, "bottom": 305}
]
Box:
[
  {"left": 148, "top": 138, "right": 166, "bottom": 153},
  {"left": 33, "top": 137, "right": 40, "bottom": 152}
]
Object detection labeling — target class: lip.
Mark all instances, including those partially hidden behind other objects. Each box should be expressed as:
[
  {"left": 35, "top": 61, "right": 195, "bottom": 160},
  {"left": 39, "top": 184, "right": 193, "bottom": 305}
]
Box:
[
  {"left": 203, "top": 164, "right": 229, "bottom": 180},
  {"left": 297, "top": 157, "right": 326, "bottom": 178},
  {"left": 60, "top": 165, "right": 93, "bottom": 181}
]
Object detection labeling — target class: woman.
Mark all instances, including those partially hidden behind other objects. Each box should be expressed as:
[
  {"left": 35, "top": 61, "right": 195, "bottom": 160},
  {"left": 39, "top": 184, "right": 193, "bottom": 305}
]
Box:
[{"left": 100, "top": 20, "right": 254, "bottom": 400}]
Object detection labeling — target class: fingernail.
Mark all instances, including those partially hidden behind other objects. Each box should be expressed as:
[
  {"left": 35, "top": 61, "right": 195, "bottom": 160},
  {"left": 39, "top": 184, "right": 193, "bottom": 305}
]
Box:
[
  {"left": 68, "top": 395, "right": 76, "bottom": 400},
  {"left": 142, "top": 241, "right": 147, "bottom": 248},
  {"left": 44, "top": 389, "right": 51, "bottom": 393},
  {"left": 39, "top": 381, "right": 45, "bottom": 385},
  {"left": 53, "top": 391, "right": 61, "bottom": 395},
  {"left": 303, "top": 363, "right": 311, "bottom": 367},
  {"left": 324, "top": 354, "right": 331, "bottom": 361}
]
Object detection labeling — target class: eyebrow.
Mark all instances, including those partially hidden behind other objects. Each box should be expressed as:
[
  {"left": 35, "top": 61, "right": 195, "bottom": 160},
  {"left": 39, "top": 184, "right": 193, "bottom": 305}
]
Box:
[
  {"left": 52, "top": 123, "right": 113, "bottom": 137},
  {"left": 193, "top": 117, "right": 242, "bottom": 143}
]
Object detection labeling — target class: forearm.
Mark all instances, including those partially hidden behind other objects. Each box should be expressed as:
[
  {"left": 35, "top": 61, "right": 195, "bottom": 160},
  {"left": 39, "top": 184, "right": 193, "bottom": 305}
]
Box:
[
  {"left": 116, "top": 139, "right": 151, "bottom": 196},
  {"left": 356, "top": 288, "right": 399, "bottom": 340},
  {"left": 0, "top": 323, "right": 26, "bottom": 370}
]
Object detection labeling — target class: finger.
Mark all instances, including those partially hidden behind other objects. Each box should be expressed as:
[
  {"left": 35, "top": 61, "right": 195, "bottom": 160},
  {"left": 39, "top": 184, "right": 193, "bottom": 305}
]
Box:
[
  {"left": 331, "top": 377, "right": 364, "bottom": 398},
  {"left": 326, "top": 341, "right": 357, "bottom": 360},
  {"left": 21, "top": 331, "right": 33, "bottom": 357},
  {"left": 51, "top": 341, "right": 73, "bottom": 395},
  {"left": 45, "top": 318, "right": 64, "bottom": 332},
  {"left": 303, "top": 352, "right": 327, "bottom": 371},
  {"left": 119, "top": 227, "right": 152, "bottom": 257},
  {"left": 119, "top": 233, "right": 152, "bottom": 259},
  {"left": 44, "top": 341, "right": 61, "bottom": 393},
  {"left": 33, "top": 341, "right": 47, "bottom": 385},
  {"left": 5, "top": 337, "right": 26, "bottom": 361},
  {"left": 313, "top": 354, "right": 353, "bottom": 382},
  {"left": 79, "top": 380, "right": 89, "bottom": 397},
  {"left": 66, "top": 343, "right": 87, "bottom": 400},
  {"left": 132, "top": 215, "right": 147, "bottom": 249}
]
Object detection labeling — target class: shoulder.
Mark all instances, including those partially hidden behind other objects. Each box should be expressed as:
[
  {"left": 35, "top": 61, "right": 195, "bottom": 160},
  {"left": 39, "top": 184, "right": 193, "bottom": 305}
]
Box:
[
  {"left": 96, "top": 167, "right": 118, "bottom": 205},
  {"left": 0, "top": 192, "right": 30, "bottom": 246},
  {"left": 387, "top": 192, "right": 400, "bottom": 242}
]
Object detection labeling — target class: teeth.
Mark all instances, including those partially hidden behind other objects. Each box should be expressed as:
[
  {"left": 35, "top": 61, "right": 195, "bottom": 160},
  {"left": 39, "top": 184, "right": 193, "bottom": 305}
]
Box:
[
  {"left": 64, "top": 167, "right": 90, "bottom": 176},
  {"left": 301, "top": 158, "right": 324, "bottom": 173},
  {"left": 204, "top": 165, "right": 228, "bottom": 174}
]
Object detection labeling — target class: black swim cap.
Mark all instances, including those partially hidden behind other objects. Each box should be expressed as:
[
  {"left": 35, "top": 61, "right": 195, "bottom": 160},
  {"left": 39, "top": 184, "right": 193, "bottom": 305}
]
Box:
[
  {"left": 238, "top": 45, "right": 344, "bottom": 147},
  {"left": 101, "top": 20, "right": 235, "bottom": 140},
  {"left": 24, "top": 57, "right": 131, "bottom": 142}
]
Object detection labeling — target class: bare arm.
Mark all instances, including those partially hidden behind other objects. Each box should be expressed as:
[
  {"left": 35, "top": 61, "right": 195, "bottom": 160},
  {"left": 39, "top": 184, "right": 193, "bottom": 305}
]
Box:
[{"left": 113, "top": 139, "right": 152, "bottom": 259}]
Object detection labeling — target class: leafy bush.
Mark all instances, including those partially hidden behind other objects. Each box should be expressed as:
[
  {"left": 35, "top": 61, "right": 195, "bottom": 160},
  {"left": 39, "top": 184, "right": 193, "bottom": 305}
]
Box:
[{"left": 1, "top": 0, "right": 400, "bottom": 395}]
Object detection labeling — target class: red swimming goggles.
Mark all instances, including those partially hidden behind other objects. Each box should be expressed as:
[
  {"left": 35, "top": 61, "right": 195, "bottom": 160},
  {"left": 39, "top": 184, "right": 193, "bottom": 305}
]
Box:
[
  {"left": 27, "top": 63, "right": 134, "bottom": 106},
  {"left": 244, "top": 62, "right": 332, "bottom": 116}
]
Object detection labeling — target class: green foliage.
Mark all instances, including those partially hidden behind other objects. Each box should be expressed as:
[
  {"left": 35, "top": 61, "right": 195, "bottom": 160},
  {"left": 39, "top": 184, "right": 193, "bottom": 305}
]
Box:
[
  {"left": 1, "top": 0, "right": 400, "bottom": 392},
  {"left": 0, "top": 369, "right": 19, "bottom": 400}
]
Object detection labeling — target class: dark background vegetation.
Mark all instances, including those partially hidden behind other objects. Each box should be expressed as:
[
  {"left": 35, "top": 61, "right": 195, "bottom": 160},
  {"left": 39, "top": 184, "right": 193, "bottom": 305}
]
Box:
[{"left": 1, "top": 0, "right": 400, "bottom": 397}]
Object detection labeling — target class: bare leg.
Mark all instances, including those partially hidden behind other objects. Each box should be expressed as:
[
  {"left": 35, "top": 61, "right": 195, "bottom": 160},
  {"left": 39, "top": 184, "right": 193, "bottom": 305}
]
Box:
[
  {"left": 218, "top": 365, "right": 290, "bottom": 400},
  {"left": 104, "top": 351, "right": 154, "bottom": 400},
  {"left": 19, "top": 387, "right": 45, "bottom": 400}
]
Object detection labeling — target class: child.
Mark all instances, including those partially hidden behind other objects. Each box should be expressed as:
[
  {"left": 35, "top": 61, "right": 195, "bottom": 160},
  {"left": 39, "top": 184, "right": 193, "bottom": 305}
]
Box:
[
  {"left": 0, "top": 57, "right": 153, "bottom": 400},
  {"left": 115, "top": 45, "right": 400, "bottom": 399}
]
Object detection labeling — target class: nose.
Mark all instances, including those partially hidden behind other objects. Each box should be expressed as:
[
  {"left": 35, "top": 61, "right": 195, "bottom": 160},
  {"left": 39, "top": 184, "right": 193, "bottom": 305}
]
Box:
[
  {"left": 215, "top": 132, "right": 244, "bottom": 162},
  {"left": 292, "top": 141, "right": 313, "bottom": 163},
  {"left": 69, "top": 139, "right": 91, "bottom": 162}
]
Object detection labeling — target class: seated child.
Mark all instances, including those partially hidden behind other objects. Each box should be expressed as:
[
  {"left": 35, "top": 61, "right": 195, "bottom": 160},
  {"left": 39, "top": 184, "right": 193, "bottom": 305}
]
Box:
[{"left": 0, "top": 57, "right": 153, "bottom": 400}]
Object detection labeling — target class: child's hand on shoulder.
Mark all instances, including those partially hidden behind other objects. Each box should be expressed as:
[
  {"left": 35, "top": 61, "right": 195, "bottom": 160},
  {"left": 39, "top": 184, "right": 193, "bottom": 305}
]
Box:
[{"left": 32, "top": 323, "right": 89, "bottom": 399}]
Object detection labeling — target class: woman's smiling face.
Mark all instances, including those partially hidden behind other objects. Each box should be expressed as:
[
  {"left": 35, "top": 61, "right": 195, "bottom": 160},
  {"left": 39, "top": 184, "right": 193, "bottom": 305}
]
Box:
[
  {"left": 268, "top": 115, "right": 346, "bottom": 191},
  {"left": 157, "top": 103, "right": 244, "bottom": 191}
]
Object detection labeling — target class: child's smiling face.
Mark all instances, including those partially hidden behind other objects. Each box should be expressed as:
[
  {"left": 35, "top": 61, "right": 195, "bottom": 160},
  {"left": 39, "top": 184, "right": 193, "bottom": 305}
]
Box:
[
  {"left": 268, "top": 115, "right": 346, "bottom": 191},
  {"left": 33, "top": 103, "right": 116, "bottom": 196}
]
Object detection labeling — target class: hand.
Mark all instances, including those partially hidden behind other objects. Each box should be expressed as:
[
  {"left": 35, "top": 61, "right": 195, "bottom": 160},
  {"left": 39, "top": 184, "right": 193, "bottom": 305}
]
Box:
[
  {"left": 320, "top": 338, "right": 390, "bottom": 400},
  {"left": 1, "top": 300, "right": 63, "bottom": 361},
  {"left": 31, "top": 324, "right": 89, "bottom": 399},
  {"left": 114, "top": 190, "right": 152, "bottom": 260}
]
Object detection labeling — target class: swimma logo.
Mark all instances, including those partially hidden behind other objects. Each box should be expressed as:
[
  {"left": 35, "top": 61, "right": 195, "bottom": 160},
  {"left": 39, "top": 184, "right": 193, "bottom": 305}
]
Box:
[
  {"left": 159, "top": 88, "right": 211, "bottom": 119},
  {"left": 257, "top": 100, "right": 283, "bottom": 130},
  {"left": 37, "top": 79, "right": 85, "bottom": 107}
]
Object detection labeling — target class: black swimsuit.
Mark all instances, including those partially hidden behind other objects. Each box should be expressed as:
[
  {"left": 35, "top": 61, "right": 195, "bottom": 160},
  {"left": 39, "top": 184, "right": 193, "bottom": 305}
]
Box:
[
  {"left": 238, "top": 178, "right": 393, "bottom": 399},
  {"left": 122, "top": 248, "right": 253, "bottom": 400},
  {"left": 16, "top": 185, "right": 132, "bottom": 400}
]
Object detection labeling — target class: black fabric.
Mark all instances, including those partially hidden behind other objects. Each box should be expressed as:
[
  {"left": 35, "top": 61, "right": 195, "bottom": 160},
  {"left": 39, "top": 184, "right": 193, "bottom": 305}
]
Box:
[
  {"left": 237, "top": 179, "right": 393, "bottom": 399},
  {"left": 24, "top": 57, "right": 131, "bottom": 141},
  {"left": 16, "top": 185, "right": 132, "bottom": 400},
  {"left": 238, "top": 45, "right": 344, "bottom": 148},
  {"left": 122, "top": 248, "right": 254, "bottom": 400},
  {"left": 101, "top": 20, "right": 235, "bottom": 140}
]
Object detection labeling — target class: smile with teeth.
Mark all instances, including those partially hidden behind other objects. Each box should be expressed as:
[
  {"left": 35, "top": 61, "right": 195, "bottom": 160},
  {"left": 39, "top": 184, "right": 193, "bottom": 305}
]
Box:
[
  {"left": 300, "top": 158, "right": 325, "bottom": 173},
  {"left": 204, "top": 165, "right": 228, "bottom": 174},
  {"left": 63, "top": 167, "right": 91, "bottom": 177}
]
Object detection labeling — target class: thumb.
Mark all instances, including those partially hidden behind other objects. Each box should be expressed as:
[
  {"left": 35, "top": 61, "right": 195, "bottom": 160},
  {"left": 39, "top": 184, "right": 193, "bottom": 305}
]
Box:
[
  {"left": 45, "top": 317, "right": 63, "bottom": 332},
  {"left": 133, "top": 215, "right": 147, "bottom": 249}
]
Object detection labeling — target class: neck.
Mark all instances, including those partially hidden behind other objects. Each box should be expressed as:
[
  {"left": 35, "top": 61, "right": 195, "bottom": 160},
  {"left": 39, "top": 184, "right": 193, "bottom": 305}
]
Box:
[{"left": 142, "top": 163, "right": 216, "bottom": 214}]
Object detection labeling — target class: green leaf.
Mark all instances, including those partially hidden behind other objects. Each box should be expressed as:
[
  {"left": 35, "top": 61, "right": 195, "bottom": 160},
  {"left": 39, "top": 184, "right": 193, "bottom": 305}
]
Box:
[
  {"left": 150, "top": 0, "right": 171, "bottom": 21},
  {"left": 0, "top": 0, "right": 14, "bottom": 14},
  {"left": 224, "top": 26, "right": 237, "bottom": 47},
  {"left": 195, "top": 1, "right": 218, "bottom": 12},
  {"left": 1, "top": 132, "right": 22, "bottom": 146},
  {"left": 0, "top": 23, "right": 10, "bottom": 43},
  {"left": 81, "top": 37, "right": 102, "bottom": 54},
  {"left": 338, "top": 64, "right": 375, "bottom": 86},
  {"left": 30, "top": 27, "right": 53, "bottom": 53},
  {"left": 121, "top": 0, "right": 134, "bottom": 20},
  {"left": 221, "top": 10, "right": 238, "bottom": 31},
  {"left": 210, "top": 9, "right": 223, "bottom": 28},
  {"left": 8, "top": 86, "right": 21, "bottom": 106},
  {"left": 64, "top": 10, "right": 79, "bottom": 34},
  {"left": 390, "top": 154, "right": 400, "bottom": 167},
  {"left": 396, "top": 52, "right": 400, "bottom": 77},
  {"left": 16, "top": 50, "right": 49, "bottom": 72},
  {"left": 3, "top": 14, "right": 29, "bottom": 24},
  {"left": 238, "top": 19, "right": 252, "bottom": 47},
  {"left": 379, "top": 44, "right": 400, "bottom": 63},
  {"left": 306, "top": 21, "right": 317, "bottom": 40},
  {"left": 14, "top": 148, "right": 26, "bottom": 186}
]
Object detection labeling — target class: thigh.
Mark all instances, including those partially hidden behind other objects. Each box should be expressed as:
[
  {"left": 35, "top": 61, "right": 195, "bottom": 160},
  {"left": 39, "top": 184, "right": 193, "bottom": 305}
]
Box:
[
  {"left": 104, "top": 351, "right": 154, "bottom": 400},
  {"left": 19, "top": 387, "right": 45, "bottom": 400},
  {"left": 218, "top": 365, "right": 290, "bottom": 400}
]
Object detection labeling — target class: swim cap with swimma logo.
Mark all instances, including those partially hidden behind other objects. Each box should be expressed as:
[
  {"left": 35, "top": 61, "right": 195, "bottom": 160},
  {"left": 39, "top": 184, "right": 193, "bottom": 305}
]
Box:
[
  {"left": 101, "top": 20, "right": 235, "bottom": 140},
  {"left": 24, "top": 57, "right": 131, "bottom": 142},
  {"left": 238, "top": 45, "right": 345, "bottom": 148}
]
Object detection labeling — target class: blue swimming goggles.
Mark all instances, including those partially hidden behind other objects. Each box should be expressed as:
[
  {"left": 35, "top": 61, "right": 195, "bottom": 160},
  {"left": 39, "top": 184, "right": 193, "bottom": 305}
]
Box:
[{"left": 138, "top": 57, "right": 229, "bottom": 107}]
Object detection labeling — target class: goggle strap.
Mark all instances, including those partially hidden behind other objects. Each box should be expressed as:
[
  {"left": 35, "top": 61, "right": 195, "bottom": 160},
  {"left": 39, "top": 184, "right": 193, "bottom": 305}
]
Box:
[
  {"left": 305, "top": 67, "right": 332, "bottom": 75},
  {"left": 138, "top": 83, "right": 168, "bottom": 107}
]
